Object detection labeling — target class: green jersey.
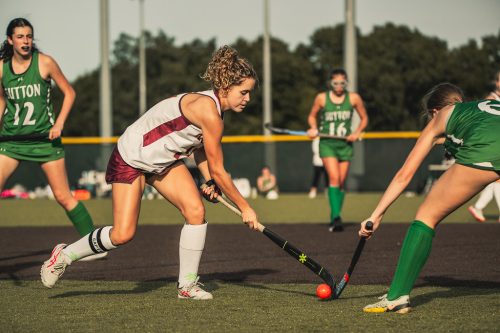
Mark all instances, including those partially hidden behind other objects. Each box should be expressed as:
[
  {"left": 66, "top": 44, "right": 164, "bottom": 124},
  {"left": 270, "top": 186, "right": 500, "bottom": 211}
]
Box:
[
  {"left": 444, "top": 100, "right": 500, "bottom": 171},
  {"left": 0, "top": 52, "right": 63, "bottom": 162},
  {"left": 1, "top": 51, "right": 55, "bottom": 136},
  {"left": 319, "top": 91, "right": 354, "bottom": 137}
]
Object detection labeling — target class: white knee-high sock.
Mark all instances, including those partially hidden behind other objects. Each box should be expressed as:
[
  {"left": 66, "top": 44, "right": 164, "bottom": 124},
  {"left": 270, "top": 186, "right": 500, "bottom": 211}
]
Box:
[
  {"left": 492, "top": 182, "right": 500, "bottom": 214},
  {"left": 63, "top": 226, "right": 117, "bottom": 262},
  {"left": 178, "top": 222, "right": 207, "bottom": 287},
  {"left": 475, "top": 183, "right": 495, "bottom": 210}
]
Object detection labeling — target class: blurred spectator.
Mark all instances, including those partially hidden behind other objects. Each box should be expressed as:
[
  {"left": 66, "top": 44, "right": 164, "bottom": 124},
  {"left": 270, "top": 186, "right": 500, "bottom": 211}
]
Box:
[
  {"left": 233, "top": 177, "right": 252, "bottom": 198},
  {"left": 257, "top": 166, "right": 279, "bottom": 200},
  {"left": 0, "top": 184, "right": 28, "bottom": 199}
]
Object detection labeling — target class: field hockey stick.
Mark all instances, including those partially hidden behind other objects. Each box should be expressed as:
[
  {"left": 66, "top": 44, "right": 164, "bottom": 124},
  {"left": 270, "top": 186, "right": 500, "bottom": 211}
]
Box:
[
  {"left": 206, "top": 187, "right": 336, "bottom": 290},
  {"left": 0, "top": 133, "right": 49, "bottom": 142},
  {"left": 333, "top": 221, "right": 373, "bottom": 299},
  {"left": 265, "top": 123, "right": 364, "bottom": 141},
  {"left": 264, "top": 123, "right": 346, "bottom": 140}
]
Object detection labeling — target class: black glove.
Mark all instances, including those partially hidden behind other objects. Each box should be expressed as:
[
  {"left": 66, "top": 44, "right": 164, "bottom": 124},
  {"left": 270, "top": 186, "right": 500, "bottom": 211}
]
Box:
[{"left": 202, "top": 179, "right": 222, "bottom": 203}]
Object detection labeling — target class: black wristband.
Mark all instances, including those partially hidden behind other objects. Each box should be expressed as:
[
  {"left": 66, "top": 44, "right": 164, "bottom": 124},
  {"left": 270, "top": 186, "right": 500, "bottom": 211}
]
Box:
[
  {"left": 202, "top": 179, "right": 221, "bottom": 203},
  {"left": 205, "top": 179, "right": 217, "bottom": 187}
]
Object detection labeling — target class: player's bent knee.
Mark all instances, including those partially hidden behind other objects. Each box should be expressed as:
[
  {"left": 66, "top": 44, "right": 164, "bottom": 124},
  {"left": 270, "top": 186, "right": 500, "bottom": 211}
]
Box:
[
  {"left": 53, "top": 191, "right": 74, "bottom": 208},
  {"left": 328, "top": 177, "right": 341, "bottom": 186},
  {"left": 413, "top": 215, "right": 439, "bottom": 229},
  {"left": 182, "top": 203, "right": 205, "bottom": 225},
  {"left": 110, "top": 229, "right": 136, "bottom": 245}
]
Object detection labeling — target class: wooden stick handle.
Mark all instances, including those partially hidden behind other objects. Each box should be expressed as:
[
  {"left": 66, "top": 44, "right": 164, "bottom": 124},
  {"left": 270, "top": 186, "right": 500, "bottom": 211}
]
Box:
[
  {"left": 217, "top": 194, "right": 242, "bottom": 216},
  {"left": 201, "top": 184, "right": 265, "bottom": 232}
]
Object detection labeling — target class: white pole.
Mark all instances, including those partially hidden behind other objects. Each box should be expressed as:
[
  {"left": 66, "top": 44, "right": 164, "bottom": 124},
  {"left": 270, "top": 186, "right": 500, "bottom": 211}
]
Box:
[
  {"left": 263, "top": 0, "right": 272, "bottom": 135},
  {"left": 100, "top": 0, "right": 112, "bottom": 137},
  {"left": 344, "top": 0, "right": 357, "bottom": 91},
  {"left": 343, "top": 0, "right": 364, "bottom": 190},
  {"left": 344, "top": 0, "right": 359, "bottom": 130},
  {"left": 138, "top": 0, "right": 146, "bottom": 115},
  {"left": 262, "top": 0, "right": 276, "bottom": 175}
]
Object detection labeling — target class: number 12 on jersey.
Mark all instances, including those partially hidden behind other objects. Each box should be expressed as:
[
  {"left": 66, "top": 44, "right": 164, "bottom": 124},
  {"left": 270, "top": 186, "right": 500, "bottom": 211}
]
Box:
[{"left": 13, "top": 102, "right": 36, "bottom": 126}]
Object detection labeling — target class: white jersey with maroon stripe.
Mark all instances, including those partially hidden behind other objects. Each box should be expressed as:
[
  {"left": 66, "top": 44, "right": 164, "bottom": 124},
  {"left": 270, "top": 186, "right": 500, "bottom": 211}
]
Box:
[{"left": 117, "top": 90, "right": 221, "bottom": 174}]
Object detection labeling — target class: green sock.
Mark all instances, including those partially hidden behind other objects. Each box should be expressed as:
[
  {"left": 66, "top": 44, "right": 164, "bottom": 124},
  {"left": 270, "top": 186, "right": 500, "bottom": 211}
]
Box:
[
  {"left": 66, "top": 201, "right": 95, "bottom": 236},
  {"left": 328, "top": 186, "right": 341, "bottom": 221},
  {"left": 387, "top": 220, "right": 435, "bottom": 300},
  {"left": 338, "top": 190, "right": 345, "bottom": 215}
]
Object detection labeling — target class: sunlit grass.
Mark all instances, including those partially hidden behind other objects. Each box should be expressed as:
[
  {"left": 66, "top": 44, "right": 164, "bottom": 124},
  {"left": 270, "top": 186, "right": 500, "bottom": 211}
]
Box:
[{"left": 1, "top": 281, "right": 498, "bottom": 332}]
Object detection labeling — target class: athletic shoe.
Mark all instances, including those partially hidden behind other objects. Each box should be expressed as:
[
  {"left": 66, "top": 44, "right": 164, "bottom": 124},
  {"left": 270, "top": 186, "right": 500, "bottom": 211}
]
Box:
[
  {"left": 40, "top": 244, "right": 71, "bottom": 288},
  {"left": 177, "top": 276, "right": 213, "bottom": 300},
  {"left": 308, "top": 189, "right": 317, "bottom": 199},
  {"left": 329, "top": 225, "right": 344, "bottom": 232},
  {"left": 363, "top": 294, "right": 411, "bottom": 314},
  {"left": 79, "top": 252, "right": 108, "bottom": 262},
  {"left": 467, "top": 206, "right": 485, "bottom": 223},
  {"left": 328, "top": 217, "right": 344, "bottom": 232},
  {"left": 266, "top": 190, "right": 279, "bottom": 200}
]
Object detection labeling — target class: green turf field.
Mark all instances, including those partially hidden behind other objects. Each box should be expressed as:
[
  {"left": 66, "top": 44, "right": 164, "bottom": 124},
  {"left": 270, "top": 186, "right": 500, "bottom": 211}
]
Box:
[
  {"left": 0, "top": 193, "right": 496, "bottom": 227},
  {"left": 1, "top": 281, "right": 498, "bottom": 332}
]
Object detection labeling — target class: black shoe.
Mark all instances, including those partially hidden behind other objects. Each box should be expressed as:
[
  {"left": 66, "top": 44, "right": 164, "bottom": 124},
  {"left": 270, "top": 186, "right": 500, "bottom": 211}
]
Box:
[
  {"left": 332, "top": 225, "right": 344, "bottom": 232},
  {"left": 329, "top": 217, "right": 344, "bottom": 232}
]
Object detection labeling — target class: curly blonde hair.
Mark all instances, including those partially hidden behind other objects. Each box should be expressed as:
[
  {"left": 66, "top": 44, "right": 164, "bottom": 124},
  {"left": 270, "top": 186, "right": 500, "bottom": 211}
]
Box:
[{"left": 201, "top": 45, "right": 257, "bottom": 91}]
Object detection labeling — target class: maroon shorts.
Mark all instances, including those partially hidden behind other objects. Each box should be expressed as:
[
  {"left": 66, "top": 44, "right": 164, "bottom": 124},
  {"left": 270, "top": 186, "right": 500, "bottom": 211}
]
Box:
[{"left": 105, "top": 146, "right": 144, "bottom": 184}]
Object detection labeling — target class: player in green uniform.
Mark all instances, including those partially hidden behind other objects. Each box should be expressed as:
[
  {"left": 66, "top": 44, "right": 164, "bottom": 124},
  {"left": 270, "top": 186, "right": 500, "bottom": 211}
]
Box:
[
  {"left": 360, "top": 83, "right": 500, "bottom": 313},
  {"left": 307, "top": 69, "right": 368, "bottom": 231},
  {"left": 467, "top": 70, "right": 500, "bottom": 223},
  {"left": 0, "top": 18, "right": 104, "bottom": 260}
]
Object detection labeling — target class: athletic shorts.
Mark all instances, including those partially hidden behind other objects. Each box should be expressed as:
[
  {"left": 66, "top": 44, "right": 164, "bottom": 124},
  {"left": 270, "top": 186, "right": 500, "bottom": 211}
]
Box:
[
  {"left": 319, "top": 138, "right": 353, "bottom": 161},
  {"left": 0, "top": 138, "right": 64, "bottom": 162},
  {"left": 106, "top": 146, "right": 185, "bottom": 185},
  {"left": 446, "top": 143, "right": 500, "bottom": 171},
  {"left": 451, "top": 145, "right": 500, "bottom": 171},
  {"left": 456, "top": 160, "right": 500, "bottom": 172},
  {"left": 105, "top": 146, "right": 144, "bottom": 184}
]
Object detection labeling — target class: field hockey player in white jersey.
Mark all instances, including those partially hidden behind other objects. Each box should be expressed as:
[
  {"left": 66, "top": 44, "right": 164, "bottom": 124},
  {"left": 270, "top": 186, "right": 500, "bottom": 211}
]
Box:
[{"left": 40, "top": 45, "right": 260, "bottom": 300}]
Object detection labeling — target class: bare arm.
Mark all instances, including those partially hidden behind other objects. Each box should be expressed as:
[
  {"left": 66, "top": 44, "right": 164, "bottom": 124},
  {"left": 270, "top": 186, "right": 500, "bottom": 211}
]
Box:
[
  {"left": 0, "top": 82, "right": 5, "bottom": 129},
  {"left": 307, "top": 93, "right": 325, "bottom": 137},
  {"left": 348, "top": 92, "right": 369, "bottom": 142},
  {"left": 485, "top": 93, "right": 494, "bottom": 99},
  {"left": 0, "top": 61, "right": 5, "bottom": 128},
  {"left": 40, "top": 54, "right": 75, "bottom": 140},
  {"left": 434, "top": 137, "right": 446, "bottom": 145},
  {"left": 256, "top": 176, "right": 264, "bottom": 192},
  {"left": 201, "top": 116, "right": 248, "bottom": 210},
  {"left": 360, "top": 106, "right": 452, "bottom": 236},
  {"left": 267, "top": 175, "right": 277, "bottom": 190},
  {"left": 193, "top": 147, "right": 211, "bottom": 181},
  {"left": 187, "top": 96, "right": 259, "bottom": 229},
  {"left": 193, "top": 147, "right": 221, "bottom": 202}
]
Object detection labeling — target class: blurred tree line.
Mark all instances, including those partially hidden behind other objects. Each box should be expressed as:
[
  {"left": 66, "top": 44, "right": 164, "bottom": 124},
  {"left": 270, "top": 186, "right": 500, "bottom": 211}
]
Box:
[{"left": 55, "top": 23, "right": 500, "bottom": 136}]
